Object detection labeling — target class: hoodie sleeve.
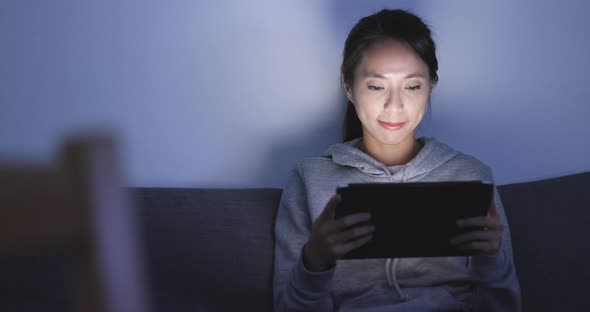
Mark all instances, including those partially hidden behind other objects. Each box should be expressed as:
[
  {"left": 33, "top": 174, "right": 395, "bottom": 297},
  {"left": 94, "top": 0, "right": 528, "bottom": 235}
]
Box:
[
  {"left": 273, "top": 165, "right": 335, "bottom": 312},
  {"left": 469, "top": 169, "right": 522, "bottom": 311}
]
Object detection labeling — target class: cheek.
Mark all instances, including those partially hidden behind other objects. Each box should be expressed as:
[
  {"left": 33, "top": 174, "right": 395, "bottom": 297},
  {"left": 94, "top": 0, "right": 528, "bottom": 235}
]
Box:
[
  {"left": 405, "top": 93, "right": 429, "bottom": 112},
  {"left": 353, "top": 97, "right": 381, "bottom": 121},
  {"left": 352, "top": 90, "right": 374, "bottom": 113},
  {"left": 393, "top": 94, "right": 426, "bottom": 125}
]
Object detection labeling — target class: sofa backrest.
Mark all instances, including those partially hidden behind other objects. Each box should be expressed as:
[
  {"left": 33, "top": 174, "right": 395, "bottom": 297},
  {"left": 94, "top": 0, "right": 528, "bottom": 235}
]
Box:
[
  {"left": 134, "top": 188, "right": 282, "bottom": 312},
  {"left": 498, "top": 171, "right": 590, "bottom": 312}
]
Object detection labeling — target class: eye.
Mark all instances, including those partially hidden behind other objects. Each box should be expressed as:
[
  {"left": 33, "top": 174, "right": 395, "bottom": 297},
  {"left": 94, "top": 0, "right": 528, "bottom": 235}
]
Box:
[
  {"left": 406, "top": 85, "right": 421, "bottom": 91},
  {"left": 368, "top": 85, "right": 384, "bottom": 91}
]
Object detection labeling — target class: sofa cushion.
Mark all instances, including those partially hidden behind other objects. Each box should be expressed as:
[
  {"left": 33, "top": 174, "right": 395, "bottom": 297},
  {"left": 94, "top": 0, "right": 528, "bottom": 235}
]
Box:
[
  {"left": 133, "top": 188, "right": 282, "bottom": 312},
  {"left": 498, "top": 171, "right": 590, "bottom": 312}
]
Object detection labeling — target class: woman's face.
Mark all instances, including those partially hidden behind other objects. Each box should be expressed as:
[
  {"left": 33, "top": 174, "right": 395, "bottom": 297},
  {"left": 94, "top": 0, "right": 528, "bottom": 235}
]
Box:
[{"left": 345, "top": 39, "right": 432, "bottom": 146}]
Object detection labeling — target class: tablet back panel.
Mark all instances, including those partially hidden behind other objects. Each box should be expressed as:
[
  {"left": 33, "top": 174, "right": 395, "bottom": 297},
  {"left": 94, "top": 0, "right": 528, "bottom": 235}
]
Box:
[{"left": 336, "top": 182, "right": 493, "bottom": 259}]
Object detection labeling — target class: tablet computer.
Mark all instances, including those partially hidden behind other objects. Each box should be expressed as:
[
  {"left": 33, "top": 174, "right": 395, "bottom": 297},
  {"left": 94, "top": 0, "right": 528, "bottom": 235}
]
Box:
[{"left": 335, "top": 181, "right": 493, "bottom": 259}]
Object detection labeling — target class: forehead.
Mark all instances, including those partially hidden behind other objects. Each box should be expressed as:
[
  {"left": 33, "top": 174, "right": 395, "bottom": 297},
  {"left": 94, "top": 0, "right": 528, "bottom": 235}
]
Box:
[{"left": 356, "top": 39, "right": 429, "bottom": 78}]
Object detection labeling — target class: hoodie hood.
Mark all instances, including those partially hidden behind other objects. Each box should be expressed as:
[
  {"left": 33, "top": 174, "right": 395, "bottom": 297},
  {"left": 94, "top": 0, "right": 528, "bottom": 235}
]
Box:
[{"left": 322, "top": 137, "right": 461, "bottom": 182}]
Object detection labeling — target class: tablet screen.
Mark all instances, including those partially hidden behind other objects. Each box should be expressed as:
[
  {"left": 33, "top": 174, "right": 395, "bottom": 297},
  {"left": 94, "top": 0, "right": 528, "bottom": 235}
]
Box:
[{"left": 335, "top": 181, "right": 493, "bottom": 259}]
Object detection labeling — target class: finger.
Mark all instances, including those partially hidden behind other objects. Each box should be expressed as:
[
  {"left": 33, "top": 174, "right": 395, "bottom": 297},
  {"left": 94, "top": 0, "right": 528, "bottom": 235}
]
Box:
[
  {"left": 332, "top": 233, "right": 373, "bottom": 257},
  {"left": 450, "top": 230, "right": 501, "bottom": 245},
  {"left": 488, "top": 202, "right": 499, "bottom": 217},
  {"left": 456, "top": 216, "right": 503, "bottom": 230},
  {"left": 322, "top": 212, "right": 371, "bottom": 235},
  {"left": 487, "top": 193, "right": 497, "bottom": 217},
  {"left": 331, "top": 212, "right": 372, "bottom": 232},
  {"left": 455, "top": 240, "right": 501, "bottom": 254},
  {"left": 328, "top": 224, "right": 375, "bottom": 244},
  {"left": 317, "top": 194, "right": 341, "bottom": 222}
]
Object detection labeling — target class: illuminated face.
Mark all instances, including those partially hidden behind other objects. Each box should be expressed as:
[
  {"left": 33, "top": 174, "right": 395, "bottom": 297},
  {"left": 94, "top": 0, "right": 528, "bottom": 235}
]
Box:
[{"left": 344, "top": 39, "right": 432, "bottom": 146}]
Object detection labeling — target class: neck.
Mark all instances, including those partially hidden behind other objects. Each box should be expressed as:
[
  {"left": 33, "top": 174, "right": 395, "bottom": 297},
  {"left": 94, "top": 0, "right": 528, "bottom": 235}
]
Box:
[{"left": 360, "top": 132, "right": 422, "bottom": 167}]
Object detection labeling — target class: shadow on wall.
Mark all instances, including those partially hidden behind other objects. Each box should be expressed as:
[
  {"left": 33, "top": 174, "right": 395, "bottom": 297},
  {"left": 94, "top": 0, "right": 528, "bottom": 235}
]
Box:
[
  {"left": 254, "top": 93, "right": 347, "bottom": 188},
  {"left": 422, "top": 92, "right": 528, "bottom": 186}
]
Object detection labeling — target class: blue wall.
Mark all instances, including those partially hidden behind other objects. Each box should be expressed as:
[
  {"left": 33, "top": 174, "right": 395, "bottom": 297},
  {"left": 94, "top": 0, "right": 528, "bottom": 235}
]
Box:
[{"left": 1, "top": 0, "right": 588, "bottom": 187}]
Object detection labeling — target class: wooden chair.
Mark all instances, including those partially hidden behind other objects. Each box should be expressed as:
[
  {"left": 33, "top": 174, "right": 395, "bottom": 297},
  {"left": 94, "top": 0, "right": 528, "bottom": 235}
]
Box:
[{"left": 0, "top": 134, "right": 151, "bottom": 312}]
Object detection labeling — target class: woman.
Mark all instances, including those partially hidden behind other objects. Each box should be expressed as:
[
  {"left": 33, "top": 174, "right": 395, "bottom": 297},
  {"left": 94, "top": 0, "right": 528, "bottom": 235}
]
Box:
[{"left": 273, "top": 9, "right": 520, "bottom": 311}]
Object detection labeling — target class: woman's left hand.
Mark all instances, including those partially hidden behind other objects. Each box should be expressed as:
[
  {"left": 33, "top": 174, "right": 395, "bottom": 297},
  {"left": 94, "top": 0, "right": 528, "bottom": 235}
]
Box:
[{"left": 450, "top": 199, "right": 505, "bottom": 255}]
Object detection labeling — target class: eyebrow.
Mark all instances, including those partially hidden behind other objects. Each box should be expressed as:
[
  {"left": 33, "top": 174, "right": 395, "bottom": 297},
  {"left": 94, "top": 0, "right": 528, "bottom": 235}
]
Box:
[{"left": 361, "top": 72, "right": 427, "bottom": 79}]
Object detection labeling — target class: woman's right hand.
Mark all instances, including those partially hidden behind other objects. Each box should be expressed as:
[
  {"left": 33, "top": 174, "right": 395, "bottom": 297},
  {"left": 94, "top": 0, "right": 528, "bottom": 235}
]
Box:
[{"left": 302, "top": 194, "right": 374, "bottom": 272}]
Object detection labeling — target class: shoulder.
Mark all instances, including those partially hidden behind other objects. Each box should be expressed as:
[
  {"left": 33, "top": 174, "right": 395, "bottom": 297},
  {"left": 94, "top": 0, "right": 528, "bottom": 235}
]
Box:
[
  {"left": 443, "top": 152, "right": 494, "bottom": 183},
  {"left": 282, "top": 157, "right": 347, "bottom": 220},
  {"left": 287, "top": 156, "right": 352, "bottom": 197},
  {"left": 294, "top": 156, "right": 341, "bottom": 179},
  {"left": 282, "top": 156, "right": 339, "bottom": 191},
  {"left": 425, "top": 138, "right": 494, "bottom": 183}
]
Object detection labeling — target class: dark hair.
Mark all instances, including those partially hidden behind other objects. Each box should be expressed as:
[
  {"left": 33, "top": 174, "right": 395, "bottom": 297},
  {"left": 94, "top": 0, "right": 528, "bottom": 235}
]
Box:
[{"left": 341, "top": 9, "right": 438, "bottom": 142}]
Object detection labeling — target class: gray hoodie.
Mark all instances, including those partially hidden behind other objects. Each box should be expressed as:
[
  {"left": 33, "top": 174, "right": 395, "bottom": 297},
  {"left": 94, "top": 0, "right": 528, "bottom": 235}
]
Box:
[{"left": 273, "top": 137, "right": 521, "bottom": 311}]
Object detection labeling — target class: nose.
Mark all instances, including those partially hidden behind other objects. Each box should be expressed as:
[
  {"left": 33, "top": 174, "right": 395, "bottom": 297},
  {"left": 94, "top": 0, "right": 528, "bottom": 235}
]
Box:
[{"left": 384, "top": 88, "right": 404, "bottom": 112}]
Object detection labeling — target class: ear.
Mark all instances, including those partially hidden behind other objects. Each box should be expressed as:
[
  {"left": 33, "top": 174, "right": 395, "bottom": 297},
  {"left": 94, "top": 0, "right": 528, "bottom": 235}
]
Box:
[{"left": 341, "top": 73, "right": 354, "bottom": 103}]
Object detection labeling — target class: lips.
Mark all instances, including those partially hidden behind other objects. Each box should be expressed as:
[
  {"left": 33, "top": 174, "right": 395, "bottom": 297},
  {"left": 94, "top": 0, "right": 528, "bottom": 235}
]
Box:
[{"left": 379, "top": 121, "right": 406, "bottom": 130}]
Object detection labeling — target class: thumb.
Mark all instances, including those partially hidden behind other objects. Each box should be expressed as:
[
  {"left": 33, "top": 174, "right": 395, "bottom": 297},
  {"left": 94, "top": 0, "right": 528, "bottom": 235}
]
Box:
[
  {"left": 488, "top": 196, "right": 498, "bottom": 217},
  {"left": 318, "top": 194, "right": 341, "bottom": 222}
]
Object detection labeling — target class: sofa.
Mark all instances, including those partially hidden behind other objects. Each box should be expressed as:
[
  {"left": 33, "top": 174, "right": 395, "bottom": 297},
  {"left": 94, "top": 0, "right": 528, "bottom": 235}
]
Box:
[
  {"left": 136, "top": 171, "right": 590, "bottom": 312},
  {"left": 2, "top": 171, "right": 589, "bottom": 311}
]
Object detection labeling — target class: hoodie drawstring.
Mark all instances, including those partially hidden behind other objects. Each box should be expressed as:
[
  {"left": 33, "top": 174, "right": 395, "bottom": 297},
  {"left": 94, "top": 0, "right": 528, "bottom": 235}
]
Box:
[
  {"left": 386, "top": 258, "right": 409, "bottom": 301},
  {"left": 385, "top": 258, "right": 393, "bottom": 285}
]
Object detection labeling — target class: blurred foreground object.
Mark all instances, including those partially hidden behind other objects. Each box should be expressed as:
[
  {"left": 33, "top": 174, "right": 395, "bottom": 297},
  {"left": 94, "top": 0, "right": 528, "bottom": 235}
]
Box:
[{"left": 0, "top": 134, "right": 151, "bottom": 312}]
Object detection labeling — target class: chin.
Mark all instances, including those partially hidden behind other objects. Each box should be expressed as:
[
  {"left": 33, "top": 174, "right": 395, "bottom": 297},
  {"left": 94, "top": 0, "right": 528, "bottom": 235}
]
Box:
[
  {"left": 362, "top": 124, "right": 415, "bottom": 146},
  {"left": 374, "top": 133, "right": 412, "bottom": 146},
  {"left": 378, "top": 138, "right": 407, "bottom": 146}
]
